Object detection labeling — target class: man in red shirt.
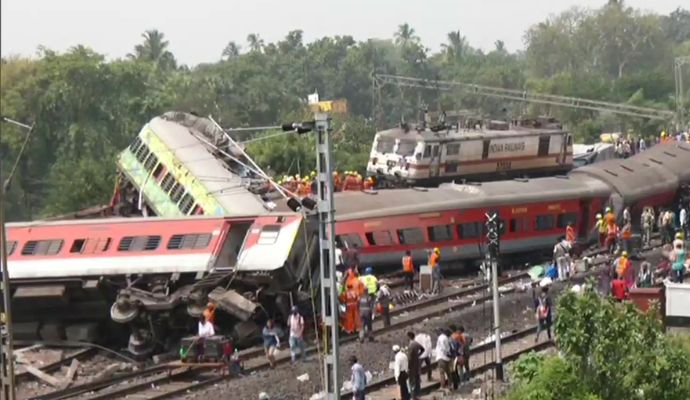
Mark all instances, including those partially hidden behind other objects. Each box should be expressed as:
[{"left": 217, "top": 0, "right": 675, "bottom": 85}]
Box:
[{"left": 611, "top": 273, "right": 628, "bottom": 302}]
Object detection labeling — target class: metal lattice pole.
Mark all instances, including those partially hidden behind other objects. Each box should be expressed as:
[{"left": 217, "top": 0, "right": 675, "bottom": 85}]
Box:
[
  {"left": 314, "top": 113, "right": 341, "bottom": 398},
  {"left": 485, "top": 211, "right": 503, "bottom": 381},
  {"left": 1, "top": 178, "right": 17, "bottom": 400}
]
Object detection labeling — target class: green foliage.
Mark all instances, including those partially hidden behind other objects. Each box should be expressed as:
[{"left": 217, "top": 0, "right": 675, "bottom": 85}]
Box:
[
  {"left": 2, "top": 3, "right": 688, "bottom": 220},
  {"left": 504, "top": 290, "right": 690, "bottom": 400}
]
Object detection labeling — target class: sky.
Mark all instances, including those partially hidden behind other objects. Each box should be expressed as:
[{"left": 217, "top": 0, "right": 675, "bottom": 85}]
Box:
[{"left": 1, "top": 0, "right": 684, "bottom": 66}]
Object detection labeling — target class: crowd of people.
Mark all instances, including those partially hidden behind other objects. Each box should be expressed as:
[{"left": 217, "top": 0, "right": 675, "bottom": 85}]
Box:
[
  {"left": 274, "top": 170, "right": 376, "bottom": 197},
  {"left": 611, "top": 130, "right": 689, "bottom": 159}
]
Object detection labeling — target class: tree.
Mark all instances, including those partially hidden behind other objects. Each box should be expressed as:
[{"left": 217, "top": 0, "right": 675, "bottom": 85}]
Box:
[
  {"left": 221, "top": 41, "right": 241, "bottom": 60},
  {"left": 505, "top": 288, "right": 690, "bottom": 400},
  {"left": 246, "top": 33, "right": 264, "bottom": 53},
  {"left": 442, "top": 31, "right": 468, "bottom": 63},
  {"left": 394, "top": 23, "right": 419, "bottom": 47},
  {"left": 129, "top": 29, "right": 177, "bottom": 70}
]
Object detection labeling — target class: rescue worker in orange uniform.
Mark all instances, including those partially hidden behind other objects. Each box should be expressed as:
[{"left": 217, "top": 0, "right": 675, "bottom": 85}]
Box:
[
  {"left": 620, "top": 221, "right": 633, "bottom": 254},
  {"left": 333, "top": 171, "right": 342, "bottom": 192},
  {"left": 339, "top": 283, "right": 361, "bottom": 334},
  {"left": 402, "top": 250, "right": 415, "bottom": 291},
  {"left": 363, "top": 176, "right": 375, "bottom": 190},
  {"left": 606, "top": 221, "right": 619, "bottom": 255},
  {"left": 615, "top": 251, "right": 633, "bottom": 289},
  {"left": 605, "top": 207, "right": 616, "bottom": 226},
  {"left": 345, "top": 265, "right": 365, "bottom": 296},
  {"left": 565, "top": 222, "right": 575, "bottom": 245},
  {"left": 429, "top": 248, "right": 442, "bottom": 294}
]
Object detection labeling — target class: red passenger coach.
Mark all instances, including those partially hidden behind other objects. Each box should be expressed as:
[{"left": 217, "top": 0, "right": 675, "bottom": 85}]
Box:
[
  {"left": 334, "top": 175, "right": 610, "bottom": 269},
  {"left": 6, "top": 216, "right": 253, "bottom": 280}
]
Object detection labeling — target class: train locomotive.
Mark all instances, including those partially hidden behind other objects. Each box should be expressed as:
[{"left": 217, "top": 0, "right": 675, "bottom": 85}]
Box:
[{"left": 366, "top": 115, "right": 573, "bottom": 187}]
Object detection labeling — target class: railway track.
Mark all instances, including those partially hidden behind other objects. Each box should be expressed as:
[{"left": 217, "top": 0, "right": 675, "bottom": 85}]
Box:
[
  {"left": 31, "top": 242, "right": 656, "bottom": 400},
  {"left": 16, "top": 347, "right": 98, "bottom": 382}
]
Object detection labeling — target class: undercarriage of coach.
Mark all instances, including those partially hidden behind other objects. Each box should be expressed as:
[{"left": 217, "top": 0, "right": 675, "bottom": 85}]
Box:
[{"left": 109, "top": 271, "right": 311, "bottom": 357}]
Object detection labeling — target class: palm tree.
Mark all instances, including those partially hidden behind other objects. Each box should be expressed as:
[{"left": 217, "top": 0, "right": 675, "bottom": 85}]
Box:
[
  {"left": 442, "top": 31, "right": 467, "bottom": 62},
  {"left": 494, "top": 40, "right": 506, "bottom": 53},
  {"left": 394, "top": 23, "right": 419, "bottom": 47},
  {"left": 129, "top": 29, "right": 176, "bottom": 70},
  {"left": 246, "top": 33, "right": 264, "bottom": 53},
  {"left": 222, "top": 41, "right": 241, "bottom": 60}
]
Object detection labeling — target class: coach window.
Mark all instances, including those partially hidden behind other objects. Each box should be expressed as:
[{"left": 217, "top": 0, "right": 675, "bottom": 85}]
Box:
[
  {"left": 509, "top": 217, "right": 530, "bottom": 233},
  {"left": 7, "top": 241, "right": 17, "bottom": 256},
  {"left": 178, "top": 193, "right": 195, "bottom": 215},
  {"left": 168, "top": 233, "right": 212, "bottom": 250},
  {"left": 482, "top": 140, "right": 490, "bottom": 160},
  {"left": 365, "top": 231, "right": 393, "bottom": 246},
  {"left": 118, "top": 235, "right": 161, "bottom": 251},
  {"left": 538, "top": 136, "right": 550, "bottom": 157},
  {"left": 428, "top": 225, "right": 454, "bottom": 242},
  {"left": 160, "top": 173, "right": 175, "bottom": 193},
  {"left": 423, "top": 145, "right": 432, "bottom": 158},
  {"left": 152, "top": 163, "right": 166, "bottom": 181},
  {"left": 169, "top": 184, "right": 185, "bottom": 203},
  {"left": 557, "top": 213, "right": 578, "bottom": 228},
  {"left": 535, "top": 215, "right": 555, "bottom": 231},
  {"left": 258, "top": 225, "right": 281, "bottom": 245},
  {"left": 192, "top": 205, "right": 205, "bottom": 215},
  {"left": 135, "top": 143, "right": 150, "bottom": 163},
  {"left": 446, "top": 143, "right": 460, "bottom": 156},
  {"left": 129, "top": 137, "right": 143, "bottom": 153},
  {"left": 457, "top": 222, "right": 481, "bottom": 239},
  {"left": 336, "top": 233, "right": 364, "bottom": 249},
  {"left": 143, "top": 153, "right": 159, "bottom": 172},
  {"left": 397, "top": 228, "right": 424, "bottom": 245},
  {"left": 21, "top": 239, "right": 64, "bottom": 256},
  {"left": 70, "top": 238, "right": 111, "bottom": 254}
]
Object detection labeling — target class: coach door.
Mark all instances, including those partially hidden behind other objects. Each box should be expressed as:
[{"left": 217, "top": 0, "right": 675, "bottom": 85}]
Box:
[
  {"left": 429, "top": 144, "right": 441, "bottom": 178},
  {"left": 578, "top": 200, "right": 590, "bottom": 240}
]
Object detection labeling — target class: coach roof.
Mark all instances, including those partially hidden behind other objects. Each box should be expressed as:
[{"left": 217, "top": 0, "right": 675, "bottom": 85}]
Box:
[{"left": 335, "top": 174, "right": 609, "bottom": 221}]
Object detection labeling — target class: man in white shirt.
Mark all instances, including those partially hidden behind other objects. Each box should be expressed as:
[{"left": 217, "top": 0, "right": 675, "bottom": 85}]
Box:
[
  {"left": 680, "top": 206, "right": 688, "bottom": 238},
  {"left": 287, "top": 306, "right": 306, "bottom": 363},
  {"left": 393, "top": 345, "right": 410, "bottom": 400},
  {"left": 434, "top": 329, "right": 452, "bottom": 389},
  {"left": 414, "top": 332, "right": 433, "bottom": 381},
  {"left": 198, "top": 315, "right": 215, "bottom": 338}
]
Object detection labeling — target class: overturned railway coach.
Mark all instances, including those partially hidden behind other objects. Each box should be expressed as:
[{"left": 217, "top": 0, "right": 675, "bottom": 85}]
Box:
[{"left": 6, "top": 213, "right": 318, "bottom": 355}]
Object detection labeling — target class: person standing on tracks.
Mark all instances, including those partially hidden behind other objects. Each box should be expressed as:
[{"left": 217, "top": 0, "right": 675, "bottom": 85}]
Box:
[
  {"left": 565, "top": 222, "right": 576, "bottom": 245},
  {"left": 414, "top": 331, "right": 433, "bottom": 382},
  {"left": 406, "top": 331, "right": 424, "bottom": 398},
  {"left": 553, "top": 237, "right": 571, "bottom": 281},
  {"left": 606, "top": 220, "right": 619, "bottom": 255},
  {"left": 392, "top": 344, "right": 410, "bottom": 400},
  {"left": 671, "top": 234, "right": 686, "bottom": 283},
  {"left": 623, "top": 206, "right": 631, "bottom": 225},
  {"left": 429, "top": 248, "right": 442, "bottom": 294},
  {"left": 680, "top": 205, "right": 688, "bottom": 238},
  {"left": 361, "top": 267, "right": 379, "bottom": 302},
  {"left": 358, "top": 287, "right": 374, "bottom": 342},
  {"left": 620, "top": 221, "right": 633, "bottom": 254},
  {"left": 402, "top": 250, "right": 415, "bottom": 291},
  {"left": 448, "top": 325, "right": 463, "bottom": 390},
  {"left": 534, "top": 286, "right": 552, "bottom": 343},
  {"left": 641, "top": 207, "right": 655, "bottom": 247},
  {"left": 340, "top": 283, "right": 360, "bottom": 334},
  {"left": 457, "top": 326, "right": 472, "bottom": 382},
  {"left": 203, "top": 302, "right": 216, "bottom": 326},
  {"left": 287, "top": 306, "right": 306, "bottom": 364},
  {"left": 595, "top": 213, "right": 607, "bottom": 249},
  {"left": 434, "top": 328, "right": 452, "bottom": 389},
  {"left": 611, "top": 273, "right": 628, "bottom": 301},
  {"left": 349, "top": 355, "right": 367, "bottom": 400},
  {"left": 262, "top": 319, "right": 280, "bottom": 368},
  {"left": 375, "top": 282, "right": 392, "bottom": 328},
  {"left": 615, "top": 251, "right": 633, "bottom": 289},
  {"left": 638, "top": 261, "right": 653, "bottom": 288}
]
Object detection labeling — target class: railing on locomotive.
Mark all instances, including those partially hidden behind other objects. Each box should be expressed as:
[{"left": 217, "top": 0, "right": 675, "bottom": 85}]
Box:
[{"left": 367, "top": 136, "right": 423, "bottom": 179}]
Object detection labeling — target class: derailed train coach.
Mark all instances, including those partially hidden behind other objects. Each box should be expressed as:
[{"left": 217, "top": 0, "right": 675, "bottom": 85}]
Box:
[
  {"left": 338, "top": 141, "right": 690, "bottom": 269},
  {"left": 5, "top": 213, "right": 319, "bottom": 355}
]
